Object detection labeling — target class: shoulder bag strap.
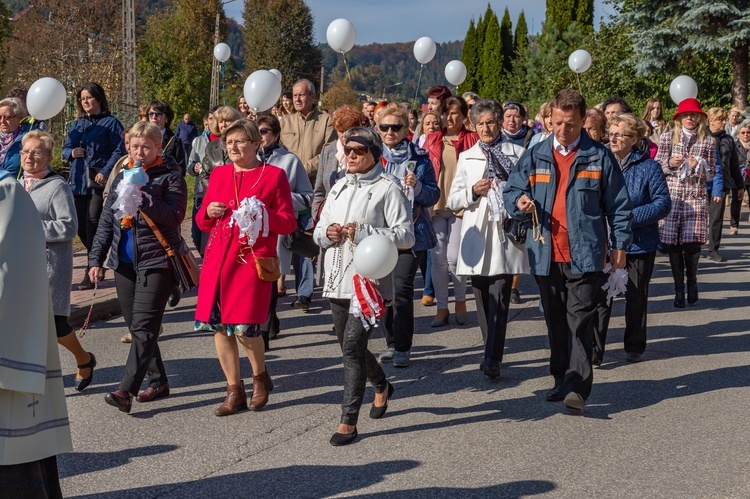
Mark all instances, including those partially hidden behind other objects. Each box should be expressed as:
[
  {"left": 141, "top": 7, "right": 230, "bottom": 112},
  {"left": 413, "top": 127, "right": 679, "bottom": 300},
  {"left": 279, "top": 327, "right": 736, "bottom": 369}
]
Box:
[{"left": 138, "top": 210, "right": 176, "bottom": 258}]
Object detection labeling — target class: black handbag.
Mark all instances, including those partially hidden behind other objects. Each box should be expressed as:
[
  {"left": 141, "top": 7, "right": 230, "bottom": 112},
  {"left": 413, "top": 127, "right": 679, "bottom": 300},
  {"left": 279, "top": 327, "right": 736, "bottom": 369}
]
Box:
[
  {"left": 282, "top": 218, "right": 319, "bottom": 259},
  {"left": 503, "top": 213, "right": 532, "bottom": 245}
]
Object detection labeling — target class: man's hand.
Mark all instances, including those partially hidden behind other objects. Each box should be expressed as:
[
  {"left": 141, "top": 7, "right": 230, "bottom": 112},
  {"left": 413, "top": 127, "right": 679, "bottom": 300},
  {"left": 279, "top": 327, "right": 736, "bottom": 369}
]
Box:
[
  {"left": 517, "top": 194, "right": 535, "bottom": 213},
  {"left": 609, "top": 249, "right": 626, "bottom": 271}
]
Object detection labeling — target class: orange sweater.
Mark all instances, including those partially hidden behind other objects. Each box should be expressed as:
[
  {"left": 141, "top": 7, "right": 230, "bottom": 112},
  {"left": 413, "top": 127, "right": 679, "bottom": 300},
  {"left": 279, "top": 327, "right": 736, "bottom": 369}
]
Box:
[{"left": 551, "top": 147, "right": 578, "bottom": 263}]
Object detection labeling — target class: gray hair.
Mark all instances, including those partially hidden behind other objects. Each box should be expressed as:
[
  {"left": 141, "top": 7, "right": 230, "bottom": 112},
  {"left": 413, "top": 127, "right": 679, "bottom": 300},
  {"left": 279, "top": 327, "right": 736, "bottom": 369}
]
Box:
[
  {"left": 343, "top": 126, "right": 383, "bottom": 159},
  {"left": 739, "top": 119, "right": 750, "bottom": 132},
  {"left": 470, "top": 99, "right": 503, "bottom": 125},
  {"left": 294, "top": 79, "right": 316, "bottom": 96},
  {"left": 0, "top": 97, "right": 27, "bottom": 118}
]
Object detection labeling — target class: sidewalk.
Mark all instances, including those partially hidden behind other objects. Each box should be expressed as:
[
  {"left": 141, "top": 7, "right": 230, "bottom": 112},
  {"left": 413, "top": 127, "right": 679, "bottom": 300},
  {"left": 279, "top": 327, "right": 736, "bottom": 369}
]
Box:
[{"left": 69, "top": 218, "right": 196, "bottom": 327}]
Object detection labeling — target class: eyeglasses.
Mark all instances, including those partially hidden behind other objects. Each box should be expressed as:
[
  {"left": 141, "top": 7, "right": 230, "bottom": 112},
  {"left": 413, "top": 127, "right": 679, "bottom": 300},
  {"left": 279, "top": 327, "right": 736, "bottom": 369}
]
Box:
[
  {"left": 225, "top": 139, "right": 251, "bottom": 148},
  {"left": 607, "top": 133, "right": 633, "bottom": 140},
  {"left": 0, "top": 114, "right": 17, "bottom": 122},
  {"left": 344, "top": 145, "right": 369, "bottom": 156},
  {"left": 20, "top": 150, "right": 48, "bottom": 158},
  {"left": 378, "top": 124, "right": 404, "bottom": 133},
  {"left": 259, "top": 128, "right": 272, "bottom": 136},
  {"left": 147, "top": 111, "right": 164, "bottom": 118}
]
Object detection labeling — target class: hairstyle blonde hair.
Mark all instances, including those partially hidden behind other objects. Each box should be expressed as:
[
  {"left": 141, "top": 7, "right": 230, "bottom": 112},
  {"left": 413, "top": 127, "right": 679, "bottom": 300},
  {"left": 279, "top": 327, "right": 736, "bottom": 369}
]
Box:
[
  {"left": 21, "top": 130, "right": 54, "bottom": 152},
  {"left": 671, "top": 113, "right": 707, "bottom": 144},
  {"left": 0, "top": 97, "right": 27, "bottom": 119},
  {"left": 607, "top": 113, "right": 647, "bottom": 142},
  {"left": 221, "top": 119, "right": 262, "bottom": 144},
  {"left": 128, "top": 121, "right": 163, "bottom": 145},
  {"left": 377, "top": 103, "right": 409, "bottom": 127},
  {"left": 707, "top": 107, "right": 727, "bottom": 122},
  {"left": 211, "top": 106, "right": 243, "bottom": 135},
  {"left": 417, "top": 111, "right": 444, "bottom": 137}
]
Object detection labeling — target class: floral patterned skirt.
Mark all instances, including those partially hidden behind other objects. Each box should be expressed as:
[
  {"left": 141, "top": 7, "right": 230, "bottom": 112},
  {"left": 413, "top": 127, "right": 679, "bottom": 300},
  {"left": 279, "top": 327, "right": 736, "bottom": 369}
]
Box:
[{"left": 194, "top": 290, "right": 262, "bottom": 338}]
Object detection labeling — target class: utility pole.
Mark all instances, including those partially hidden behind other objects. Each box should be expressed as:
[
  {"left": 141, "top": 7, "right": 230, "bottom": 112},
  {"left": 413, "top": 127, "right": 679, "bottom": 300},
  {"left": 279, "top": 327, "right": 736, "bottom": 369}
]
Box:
[
  {"left": 209, "top": 11, "right": 221, "bottom": 108},
  {"left": 319, "top": 66, "right": 324, "bottom": 104},
  {"left": 122, "top": 0, "right": 137, "bottom": 123}
]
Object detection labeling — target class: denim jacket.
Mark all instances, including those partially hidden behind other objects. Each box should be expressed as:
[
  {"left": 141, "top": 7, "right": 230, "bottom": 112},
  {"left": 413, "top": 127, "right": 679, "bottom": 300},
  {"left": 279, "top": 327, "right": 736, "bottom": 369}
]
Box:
[{"left": 503, "top": 131, "right": 633, "bottom": 275}]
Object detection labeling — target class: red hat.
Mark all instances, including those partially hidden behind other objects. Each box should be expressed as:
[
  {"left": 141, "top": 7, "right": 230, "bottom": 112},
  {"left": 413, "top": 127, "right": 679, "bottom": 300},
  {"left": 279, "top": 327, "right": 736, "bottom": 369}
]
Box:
[{"left": 672, "top": 98, "right": 705, "bottom": 121}]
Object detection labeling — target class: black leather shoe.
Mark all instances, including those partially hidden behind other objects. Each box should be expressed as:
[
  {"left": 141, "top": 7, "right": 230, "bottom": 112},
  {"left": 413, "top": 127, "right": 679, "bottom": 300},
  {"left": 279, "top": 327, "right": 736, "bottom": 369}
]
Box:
[
  {"left": 369, "top": 382, "right": 394, "bottom": 419},
  {"left": 168, "top": 288, "right": 181, "bottom": 308},
  {"left": 136, "top": 384, "right": 170, "bottom": 403},
  {"left": 687, "top": 284, "right": 698, "bottom": 305},
  {"left": 626, "top": 352, "right": 643, "bottom": 363},
  {"left": 481, "top": 357, "right": 500, "bottom": 379},
  {"left": 105, "top": 389, "right": 133, "bottom": 413},
  {"left": 674, "top": 291, "right": 686, "bottom": 309},
  {"left": 74, "top": 352, "right": 96, "bottom": 392},
  {"left": 546, "top": 380, "right": 565, "bottom": 402},
  {"left": 330, "top": 428, "right": 358, "bottom": 446}
]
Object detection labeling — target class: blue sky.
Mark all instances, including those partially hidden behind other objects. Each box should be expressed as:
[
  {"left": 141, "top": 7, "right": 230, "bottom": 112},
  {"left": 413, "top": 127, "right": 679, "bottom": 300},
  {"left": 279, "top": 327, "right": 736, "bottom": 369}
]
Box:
[{"left": 225, "top": 0, "right": 613, "bottom": 45}]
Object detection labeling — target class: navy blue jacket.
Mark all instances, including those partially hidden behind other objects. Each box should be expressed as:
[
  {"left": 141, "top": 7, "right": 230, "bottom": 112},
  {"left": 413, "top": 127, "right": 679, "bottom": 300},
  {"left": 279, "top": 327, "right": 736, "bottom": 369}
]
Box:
[
  {"left": 62, "top": 112, "right": 126, "bottom": 195},
  {"left": 175, "top": 120, "right": 199, "bottom": 147},
  {"left": 0, "top": 121, "right": 37, "bottom": 179},
  {"left": 503, "top": 131, "right": 633, "bottom": 275},
  {"left": 618, "top": 148, "right": 671, "bottom": 254}
]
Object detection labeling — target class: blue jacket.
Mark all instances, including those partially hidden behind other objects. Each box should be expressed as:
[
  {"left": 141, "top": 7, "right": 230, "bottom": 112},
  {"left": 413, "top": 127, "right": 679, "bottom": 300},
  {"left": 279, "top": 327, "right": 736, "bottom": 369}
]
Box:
[
  {"left": 503, "top": 132, "right": 633, "bottom": 276},
  {"left": 382, "top": 141, "right": 440, "bottom": 252},
  {"left": 618, "top": 148, "right": 671, "bottom": 254},
  {"left": 62, "top": 112, "right": 126, "bottom": 195},
  {"left": 0, "top": 121, "right": 37, "bottom": 179},
  {"left": 705, "top": 147, "right": 725, "bottom": 197}
]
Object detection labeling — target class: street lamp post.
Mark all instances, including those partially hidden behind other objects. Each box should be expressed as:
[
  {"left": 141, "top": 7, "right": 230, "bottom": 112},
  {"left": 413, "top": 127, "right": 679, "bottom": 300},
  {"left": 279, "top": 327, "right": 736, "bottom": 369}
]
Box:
[{"left": 381, "top": 82, "right": 403, "bottom": 100}]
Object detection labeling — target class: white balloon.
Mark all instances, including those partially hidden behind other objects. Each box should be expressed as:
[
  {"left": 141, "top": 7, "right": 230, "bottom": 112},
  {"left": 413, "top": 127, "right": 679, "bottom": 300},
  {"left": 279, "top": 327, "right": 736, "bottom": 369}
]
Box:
[
  {"left": 413, "top": 36, "right": 437, "bottom": 65},
  {"left": 353, "top": 234, "right": 398, "bottom": 280},
  {"left": 444, "top": 60, "right": 467, "bottom": 86},
  {"left": 243, "top": 70, "right": 282, "bottom": 112},
  {"left": 326, "top": 18, "right": 356, "bottom": 53},
  {"left": 568, "top": 49, "right": 592, "bottom": 74},
  {"left": 269, "top": 69, "right": 282, "bottom": 81},
  {"left": 669, "top": 75, "right": 699, "bottom": 105},
  {"left": 26, "top": 77, "right": 67, "bottom": 121},
  {"left": 214, "top": 42, "right": 231, "bottom": 62}
]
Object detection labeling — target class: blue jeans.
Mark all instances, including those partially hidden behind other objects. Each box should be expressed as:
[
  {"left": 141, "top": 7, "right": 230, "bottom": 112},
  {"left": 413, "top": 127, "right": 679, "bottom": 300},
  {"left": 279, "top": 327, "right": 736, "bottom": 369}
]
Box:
[
  {"left": 292, "top": 211, "right": 314, "bottom": 298},
  {"left": 420, "top": 250, "right": 434, "bottom": 297},
  {"left": 191, "top": 197, "right": 204, "bottom": 255}
]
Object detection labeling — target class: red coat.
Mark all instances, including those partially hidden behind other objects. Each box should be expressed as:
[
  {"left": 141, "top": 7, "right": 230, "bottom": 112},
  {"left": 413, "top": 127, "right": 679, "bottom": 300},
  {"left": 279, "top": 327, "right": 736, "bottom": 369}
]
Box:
[
  {"left": 195, "top": 163, "right": 296, "bottom": 324},
  {"left": 423, "top": 126, "right": 479, "bottom": 180}
]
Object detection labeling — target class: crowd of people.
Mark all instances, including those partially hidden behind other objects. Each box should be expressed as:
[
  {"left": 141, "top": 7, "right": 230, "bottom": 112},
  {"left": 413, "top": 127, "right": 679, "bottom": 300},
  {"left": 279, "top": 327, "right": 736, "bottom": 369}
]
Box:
[{"left": 2, "top": 76, "right": 749, "bottom": 493}]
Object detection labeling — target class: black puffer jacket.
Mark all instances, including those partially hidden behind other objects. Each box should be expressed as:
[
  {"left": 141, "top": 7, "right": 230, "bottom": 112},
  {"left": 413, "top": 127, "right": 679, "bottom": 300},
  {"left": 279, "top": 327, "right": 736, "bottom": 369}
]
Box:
[
  {"left": 89, "top": 155, "right": 188, "bottom": 272},
  {"left": 711, "top": 129, "right": 744, "bottom": 190},
  {"left": 163, "top": 127, "right": 187, "bottom": 176},
  {"left": 198, "top": 139, "right": 230, "bottom": 193}
]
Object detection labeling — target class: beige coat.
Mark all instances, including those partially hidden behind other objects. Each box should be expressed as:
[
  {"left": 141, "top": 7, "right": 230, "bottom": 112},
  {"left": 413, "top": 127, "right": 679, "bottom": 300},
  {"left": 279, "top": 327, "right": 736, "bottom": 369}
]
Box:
[
  {"left": 447, "top": 142, "right": 530, "bottom": 277},
  {"left": 279, "top": 106, "right": 336, "bottom": 185},
  {"left": 0, "top": 175, "right": 72, "bottom": 465}
]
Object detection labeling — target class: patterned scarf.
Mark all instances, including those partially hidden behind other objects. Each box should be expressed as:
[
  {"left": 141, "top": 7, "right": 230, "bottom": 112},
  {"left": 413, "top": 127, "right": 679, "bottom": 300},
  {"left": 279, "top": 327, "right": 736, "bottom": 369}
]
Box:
[
  {"left": 0, "top": 128, "right": 20, "bottom": 165},
  {"left": 477, "top": 133, "right": 515, "bottom": 181},
  {"left": 119, "top": 156, "right": 162, "bottom": 229},
  {"left": 23, "top": 167, "right": 52, "bottom": 191}
]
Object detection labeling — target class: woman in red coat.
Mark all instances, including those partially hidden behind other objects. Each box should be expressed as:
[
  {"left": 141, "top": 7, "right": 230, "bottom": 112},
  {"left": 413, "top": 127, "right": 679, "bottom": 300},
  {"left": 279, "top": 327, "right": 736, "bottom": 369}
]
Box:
[{"left": 195, "top": 119, "right": 296, "bottom": 416}]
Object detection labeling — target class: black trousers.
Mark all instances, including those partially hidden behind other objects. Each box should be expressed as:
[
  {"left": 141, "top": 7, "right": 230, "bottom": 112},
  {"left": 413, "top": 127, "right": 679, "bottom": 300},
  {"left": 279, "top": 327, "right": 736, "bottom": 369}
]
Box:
[
  {"left": 728, "top": 188, "right": 742, "bottom": 228},
  {"left": 707, "top": 190, "right": 730, "bottom": 251},
  {"left": 114, "top": 264, "right": 174, "bottom": 394},
  {"left": 535, "top": 263, "right": 604, "bottom": 401},
  {"left": 594, "top": 252, "right": 656, "bottom": 358},
  {"left": 0, "top": 456, "right": 62, "bottom": 499},
  {"left": 74, "top": 191, "right": 104, "bottom": 254},
  {"left": 330, "top": 299, "right": 387, "bottom": 426},
  {"left": 471, "top": 274, "right": 513, "bottom": 362},
  {"left": 383, "top": 250, "right": 422, "bottom": 352}
]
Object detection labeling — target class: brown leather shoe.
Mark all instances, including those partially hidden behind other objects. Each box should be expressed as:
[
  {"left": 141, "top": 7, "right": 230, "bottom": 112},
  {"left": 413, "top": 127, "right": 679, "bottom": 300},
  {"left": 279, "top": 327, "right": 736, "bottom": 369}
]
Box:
[
  {"left": 249, "top": 371, "right": 274, "bottom": 411},
  {"left": 136, "top": 384, "right": 170, "bottom": 403},
  {"left": 214, "top": 380, "right": 248, "bottom": 416}
]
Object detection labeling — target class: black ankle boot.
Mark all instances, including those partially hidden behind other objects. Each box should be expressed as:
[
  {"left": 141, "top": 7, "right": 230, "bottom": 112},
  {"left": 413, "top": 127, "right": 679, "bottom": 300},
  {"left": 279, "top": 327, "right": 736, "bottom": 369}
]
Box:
[{"left": 674, "top": 290, "right": 686, "bottom": 308}]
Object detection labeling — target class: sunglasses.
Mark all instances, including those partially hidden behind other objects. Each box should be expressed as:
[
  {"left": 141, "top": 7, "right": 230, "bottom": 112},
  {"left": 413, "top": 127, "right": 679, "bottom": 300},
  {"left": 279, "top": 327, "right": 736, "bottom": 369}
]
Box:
[
  {"left": 259, "top": 128, "right": 272, "bottom": 135},
  {"left": 378, "top": 124, "right": 404, "bottom": 132},
  {"left": 147, "top": 111, "right": 164, "bottom": 118},
  {"left": 344, "top": 145, "right": 369, "bottom": 156}
]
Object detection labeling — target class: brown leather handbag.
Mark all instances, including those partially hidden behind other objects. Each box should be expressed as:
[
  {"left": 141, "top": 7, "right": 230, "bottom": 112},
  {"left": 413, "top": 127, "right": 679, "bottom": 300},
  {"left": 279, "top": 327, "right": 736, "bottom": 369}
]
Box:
[
  {"left": 250, "top": 247, "right": 281, "bottom": 282},
  {"left": 140, "top": 210, "right": 200, "bottom": 292}
]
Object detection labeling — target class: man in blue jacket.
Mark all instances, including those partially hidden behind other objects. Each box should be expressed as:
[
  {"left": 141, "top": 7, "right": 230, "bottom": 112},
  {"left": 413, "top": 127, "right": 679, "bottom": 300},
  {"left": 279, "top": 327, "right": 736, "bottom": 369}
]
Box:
[{"left": 504, "top": 89, "right": 633, "bottom": 414}]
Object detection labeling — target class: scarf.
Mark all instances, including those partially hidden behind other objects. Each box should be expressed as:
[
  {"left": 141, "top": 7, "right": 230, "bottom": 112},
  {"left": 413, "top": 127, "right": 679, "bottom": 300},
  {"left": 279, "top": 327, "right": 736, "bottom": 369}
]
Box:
[
  {"left": 23, "top": 167, "right": 52, "bottom": 191},
  {"left": 209, "top": 132, "right": 220, "bottom": 142},
  {"left": 119, "top": 156, "right": 162, "bottom": 229},
  {"left": 502, "top": 125, "right": 529, "bottom": 146},
  {"left": 0, "top": 128, "right": 20, "bottom": 165},
  {"left": 478, "top": 134, "right": 515, "bottom": 222},
  {"left": 335, "top": 139, "right": 347, "bottom": 172},
  {"left": 382, "top": 140, "right": 417, "bottom": 206},
  {"left": 259, "top": 142, "right": 280, "bottom": 164}
]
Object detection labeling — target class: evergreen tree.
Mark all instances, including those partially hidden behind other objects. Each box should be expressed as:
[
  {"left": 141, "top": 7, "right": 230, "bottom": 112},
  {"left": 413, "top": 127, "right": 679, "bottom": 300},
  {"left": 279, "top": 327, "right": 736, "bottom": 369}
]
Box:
[
  {"left": 458, "top": 19, "right": 479, "bottom": 94},
  {"left": 0, "top": 2, "right": 11, "bottom": 86},
  {"left": 479, "top": 8, "right": 503, "bottom": 99},
  {"left": 514, "top": 11, "right": 529, "bottom": 56},
  {"left": 575, "top": 0, "right": 595, "bottom": 34},
  {"left": 474, "top": 5, "right": 493, "bottom": 92},
  {"left": 139, "top": 0, "right": 223, "bottom": 121},
  {"left": 500, "top": 8, "right": 514, "bottom": 74},
  {"left": 545, "top": 0, "right": 576, "bottom": 33},
  {"left": 243, "top": 0, "right": 321, "bottom": 91},
  {"left": 619, "top": 0, "right": 750, "bottom": 108}
]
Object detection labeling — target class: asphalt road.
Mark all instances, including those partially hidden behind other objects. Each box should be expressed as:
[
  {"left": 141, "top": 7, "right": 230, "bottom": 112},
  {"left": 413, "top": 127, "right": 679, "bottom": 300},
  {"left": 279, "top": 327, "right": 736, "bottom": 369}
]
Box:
[{"left": 58, "top": 235, "right": 750, "bottom": 498}]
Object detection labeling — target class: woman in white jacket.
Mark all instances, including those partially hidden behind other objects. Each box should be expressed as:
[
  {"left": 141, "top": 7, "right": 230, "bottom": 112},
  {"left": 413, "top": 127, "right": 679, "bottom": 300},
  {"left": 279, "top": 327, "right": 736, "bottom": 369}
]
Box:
[
  {"left": 447, "top": 100, "right": 530, "bottom": 379},
  {"left": 313, "top": 127, "right": 415, "bottom": 446}
]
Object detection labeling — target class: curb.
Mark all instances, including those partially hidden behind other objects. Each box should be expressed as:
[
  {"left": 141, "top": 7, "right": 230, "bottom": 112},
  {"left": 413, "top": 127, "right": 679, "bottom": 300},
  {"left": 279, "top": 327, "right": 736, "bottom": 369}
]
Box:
[{"left": 69, "top": 295, "right": 122, "bottom": 328}]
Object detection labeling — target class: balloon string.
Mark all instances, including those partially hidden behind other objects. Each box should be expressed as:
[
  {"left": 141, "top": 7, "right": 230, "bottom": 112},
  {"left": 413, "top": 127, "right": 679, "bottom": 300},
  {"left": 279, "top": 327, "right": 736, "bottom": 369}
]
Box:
[
  {"left": 414, "top": 64, "right": 425, "bottom": 102},
  {"left": 342, "top": 52, "right": 352, "bottom": 82},
  {"left": 576, "top": 72, "right": 582, "bottom": 94}
]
